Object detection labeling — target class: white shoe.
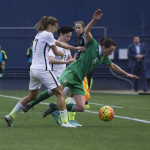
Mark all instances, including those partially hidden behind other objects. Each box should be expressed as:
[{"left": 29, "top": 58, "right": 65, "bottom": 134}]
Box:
[
  {"left": 61, "top": 122, "right": 76, "bottom": 128},
  {"left": 69, "top": 120, "right": 83, "bottom": 127},
  {"left": 4, "top": 115, "right": 13, "bottom": 127}
]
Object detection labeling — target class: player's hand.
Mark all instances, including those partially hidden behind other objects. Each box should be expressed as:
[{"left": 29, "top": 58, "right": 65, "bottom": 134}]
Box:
[
  {"left": 59, "top": 51, "right": 64, "bottom": 59},
  {"left": 93, "top": 9, "right": 103, "bottom": 21},
  {"left": 126, "top": 73, "right": 140, "bottom": 79},
  {"left": 66, "top": 58, "right": 76, "bottom": 64},
  {"left": 76, "top": 46, "right": 85, "bottom": 51}
]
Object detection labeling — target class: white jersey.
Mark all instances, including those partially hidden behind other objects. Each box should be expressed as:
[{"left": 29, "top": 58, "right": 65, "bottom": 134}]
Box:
[
  {"left": 49, "top": 46, "right": 71, "bottom": 78},
  {"left": 30, "top": 31, "right": 56, "bottom": 70}
]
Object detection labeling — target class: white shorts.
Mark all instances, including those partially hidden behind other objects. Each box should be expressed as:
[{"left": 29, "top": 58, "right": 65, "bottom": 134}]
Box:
[{"left": 29, "top": 69, "right": 61, "bottom": 90}]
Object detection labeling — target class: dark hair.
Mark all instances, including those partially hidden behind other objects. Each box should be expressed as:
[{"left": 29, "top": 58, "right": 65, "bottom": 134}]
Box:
[
  {"left": 58, "top": 26, "right": 73, "bottom": 36},
  {"left": 99, "top": 37, "right": 116, "bottom": 48},
  {"left": 35, "top": 16, "right": 58, "bottom": 32},
  {"left": 74, "top": 21, "right": 85, "bottom": 28}
]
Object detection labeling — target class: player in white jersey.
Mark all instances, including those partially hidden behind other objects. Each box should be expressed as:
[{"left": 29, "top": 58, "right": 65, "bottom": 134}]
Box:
[
  {"left": 49, "top": 47, "right": 72, "bottom": 76},
  {"left": 5, "top": 17, "right": 83, "bottom": 128},
  {"left": 23, "top": 26, "right": 82, "bottom": 127},
  {"left": 50, "top": 47, "right": 82, "bottom": 126}
]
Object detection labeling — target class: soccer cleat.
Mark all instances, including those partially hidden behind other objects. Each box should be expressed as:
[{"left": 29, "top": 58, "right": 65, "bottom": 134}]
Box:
[
  {"left": 61, "top": 122, "right": 76, "bottom": 128},
  {"left": 4, "top": 115, "right": 13, "bottom": 127},
  {"left": 22, "top": 102, "right": 33, "bottom": 113},
  {"left": 52, "top": 110, "right": 61, "bottom": 125},
  {"left": 43, "top": 102, "right": 56, "bottom": 118},
  {"left": 69, "top": 120, "right": 83, "bottom": 127}
]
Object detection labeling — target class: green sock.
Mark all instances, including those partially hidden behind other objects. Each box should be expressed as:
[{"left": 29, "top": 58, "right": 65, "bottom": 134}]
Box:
[
  {"left": 31, "top": 89, "right": 51, "bottom": 106},
  {"left": 54, "top": 103, "right": 75, "bottom": 111}
]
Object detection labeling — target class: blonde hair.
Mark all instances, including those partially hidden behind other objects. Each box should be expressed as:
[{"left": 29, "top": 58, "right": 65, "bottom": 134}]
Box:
[
  {"left": 35, "top": 16, "right": 58, "bottom": 32},
  {"left": 74, "top": 21, "right": 85, "bottom": 28}
]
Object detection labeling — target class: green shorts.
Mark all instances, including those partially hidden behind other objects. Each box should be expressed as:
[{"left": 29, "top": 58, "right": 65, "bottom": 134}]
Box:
[{"left": 59, "top": 68, "right": 85, "bottom": 96}]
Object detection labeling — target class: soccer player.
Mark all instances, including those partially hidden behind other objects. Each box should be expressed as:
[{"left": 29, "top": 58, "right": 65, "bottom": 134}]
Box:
[
  {"left": 23, "top": 25, "right": 82, "bottom": 126},
  {"left": 42, "top": 9, "right": 139, "bottom": 125},
  {"left": 0, "top": 44, "right": 7, "bottom": 77},
  {"left": 26, "top": 41, "right": 33, "bottom": 68},
  {"left": 65, "top": 21, "right": 90, "bottom": 126},
  {"left": 74, "top": 21, "right": 91, "bottom": 108},
  {"left": 4, "top": 16, "right": 83, "bottom": 128}
]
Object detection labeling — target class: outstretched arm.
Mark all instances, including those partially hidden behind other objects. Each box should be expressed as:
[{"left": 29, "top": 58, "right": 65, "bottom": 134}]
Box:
[
  {"left": 85, "top": 9, "right": 103, "bottom": 43},
  {"left": 108, "top": 63, "right": 139, "bottom": 79},
  {"left": 55, "top": 40, "right": 84, "bottom": 51},
  {"left": 50, "top": 45, "right": 64, "bottom": 57}
]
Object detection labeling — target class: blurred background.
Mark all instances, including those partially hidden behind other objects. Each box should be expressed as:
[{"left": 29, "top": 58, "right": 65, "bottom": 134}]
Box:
[{"left": 0, "top": 0, "right": 149, "bottom": 90}]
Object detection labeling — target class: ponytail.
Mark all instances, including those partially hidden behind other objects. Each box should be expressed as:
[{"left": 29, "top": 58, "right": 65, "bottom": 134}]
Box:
[{"left": 35, "top": 16, "right": 58, "bottom": 32}]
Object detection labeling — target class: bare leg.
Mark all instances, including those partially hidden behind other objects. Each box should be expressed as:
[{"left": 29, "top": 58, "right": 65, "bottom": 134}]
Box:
[
  {"left": 20, "top": 89, "right": 40, "bottom": 106},
  {"left": 5, "top": 89, "right": 40, "bottom": 127},
  {"left": 10, "top": 89, "right": 40, "bottom": 119},
  {"left": 52, "top": 85, "right": 66, "bottom": 111},
  {"left": 73, "top": 95, "right": 85, "bottom": 112}
]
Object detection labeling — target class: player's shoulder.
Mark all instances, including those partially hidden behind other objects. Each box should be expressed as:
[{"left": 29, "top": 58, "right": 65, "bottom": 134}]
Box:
[
  {"left": 81, "top": 33, "right": 85, "bottom": 38},
  {"left": 38, "top": 31, "right": 53, "bottom": 38},
  {"left": 86, "top": 38, "right": 97, "bottom": 46},
  {"left": 43, "top": 31, "right": 53, "bottom": 37}
]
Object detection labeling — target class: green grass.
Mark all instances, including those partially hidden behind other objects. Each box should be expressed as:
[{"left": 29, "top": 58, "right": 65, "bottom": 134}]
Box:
[{"left": 0, "top": 90, "right": 150, "bottom": 150}]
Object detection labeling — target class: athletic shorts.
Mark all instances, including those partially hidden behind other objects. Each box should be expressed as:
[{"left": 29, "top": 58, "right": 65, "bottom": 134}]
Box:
[
  {"left": 59, "top": 68, "right": 85, "bottom": 96},
  {"left": 29, "top": 69, "right": 60, "bottom": 90}
]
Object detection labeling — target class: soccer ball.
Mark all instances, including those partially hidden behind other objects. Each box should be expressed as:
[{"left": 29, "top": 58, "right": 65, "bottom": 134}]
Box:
[{"left": 99, "top": 106, "right": 114, "bottom": 121}]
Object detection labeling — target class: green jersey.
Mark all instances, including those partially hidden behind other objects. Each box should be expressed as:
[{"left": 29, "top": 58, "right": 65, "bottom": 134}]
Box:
[{"left": 68, "top": 38, "right": 112, "bottom": 81}]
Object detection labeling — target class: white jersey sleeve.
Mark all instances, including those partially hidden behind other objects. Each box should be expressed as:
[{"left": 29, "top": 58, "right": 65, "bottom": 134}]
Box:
[
  {"left": 51, "top": 47, "right": 71, "bottom": 78},
  {"left": 45, "top": 34, "right": 56, "bottom": 47}
]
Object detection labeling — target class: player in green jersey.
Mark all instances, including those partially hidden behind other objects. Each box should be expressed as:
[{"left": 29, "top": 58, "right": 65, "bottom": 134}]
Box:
[
  {"left": 41, "top": 9, "right": 139, "bottom": 125},
  {"left": 23, "top": 9, "right": 139, "bottom": 126}
]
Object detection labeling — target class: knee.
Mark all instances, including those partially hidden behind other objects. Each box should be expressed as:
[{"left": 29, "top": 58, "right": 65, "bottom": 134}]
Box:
[
  {"left": 77, "top": 105, "right": 85, "bottom": 112},
  {"left": 54, "top": 89, "right": 64, "bottom": 97}
]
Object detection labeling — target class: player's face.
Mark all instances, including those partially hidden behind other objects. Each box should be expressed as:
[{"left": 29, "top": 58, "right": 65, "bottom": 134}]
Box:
[
  {"left": 61, "top": 32, "right": 72, "bottom": 43},
  {"left": 102, "top": 45, "right": 116, "bottom": 57},
  {"left": 75, "top": 23, "right": 84, "bottom": 36},
  {"left": 49, "top": 23, "right": 58, "bottom": 34}
]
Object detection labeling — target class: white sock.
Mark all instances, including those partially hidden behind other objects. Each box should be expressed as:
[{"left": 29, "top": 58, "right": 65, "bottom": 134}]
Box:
[
  {"left": 63, "top": 87, "right": 68, "bottom": 95},
  {"left": 47, "top": 89, "right": 54, "bottom": 96},
  {"left": 68, "top": 97, "right": 76, "bottom": 104},
  {"left": 10, "top": 102, "right": 24, "bottom": 119}
]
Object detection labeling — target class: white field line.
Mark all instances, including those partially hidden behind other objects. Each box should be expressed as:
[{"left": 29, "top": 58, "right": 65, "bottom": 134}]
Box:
[
  {"left": 0, "top": 94, "right": 150, "bottom": 124},
  {"left": 89, "top": 102, "right": 124, "bottom": 109},
  {"left": 85, "top": 110, "right": 150, "bottom": 124},
  {"left": 0, "top": 95, "right": 20, "bottom": 100}
]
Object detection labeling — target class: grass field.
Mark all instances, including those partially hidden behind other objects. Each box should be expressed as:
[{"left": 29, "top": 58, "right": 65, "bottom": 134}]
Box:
[{"left": 0, "top": 90, "right": 150, "bottom": 150}]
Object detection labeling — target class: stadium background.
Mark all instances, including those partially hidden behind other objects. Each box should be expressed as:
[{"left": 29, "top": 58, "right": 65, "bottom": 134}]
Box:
[{"left": 0, "top": 0, "right": 149, "bottom": 90}]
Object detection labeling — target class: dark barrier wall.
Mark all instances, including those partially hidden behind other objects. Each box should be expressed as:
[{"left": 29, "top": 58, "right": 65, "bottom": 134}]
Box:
[{"left": 0, "top": 0, "right": 150, "bottom": 90}]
